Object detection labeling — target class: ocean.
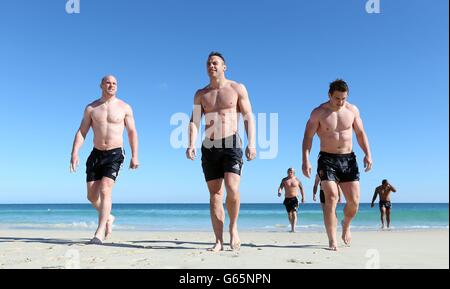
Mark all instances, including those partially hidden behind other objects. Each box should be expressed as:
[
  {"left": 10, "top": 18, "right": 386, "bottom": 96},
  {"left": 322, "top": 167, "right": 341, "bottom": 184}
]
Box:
[{"left": 0, "top": 203, "right": 448, "bottom": 232}]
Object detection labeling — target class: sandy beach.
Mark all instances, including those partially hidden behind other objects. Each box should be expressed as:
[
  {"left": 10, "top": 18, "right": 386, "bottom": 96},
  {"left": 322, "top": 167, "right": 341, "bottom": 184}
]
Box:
[{"left": 0, "top": 229, "right": 448, "bottom": 269}]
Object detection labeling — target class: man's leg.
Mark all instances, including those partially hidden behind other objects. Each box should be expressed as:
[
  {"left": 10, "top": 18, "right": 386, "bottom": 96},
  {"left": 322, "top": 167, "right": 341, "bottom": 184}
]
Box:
[
  {"left": 339, "top": 181, "right": 360, "bottom": 246},
  {"left": 87, "top": 181, "right": 101, "bottom": 209},
  {"left": 224, "top": 172, "right": 241, "bottom": 250},
  {"left": 93, "top": 177, "right": 115, "bottom": 241},
  {"left": 380, "top": 207, "right": 386, "bottom": 229},
  {"left": 386, "top": 207, "right": 391, "bottom": 229},
  {"left": 321, "top": 181, "right": 340, "bottom": 250},
  {"left": 287, "top": 211, "right": 293, "bottom": 230},
  {"left": 292, "top": 211, "right": 298, "bottom": 233},
  {"left": 207, "top": 178, "right": 225, "bottom": 252},
  {"left": 87, "top": 181, "right": 115, "bottom": 239}
]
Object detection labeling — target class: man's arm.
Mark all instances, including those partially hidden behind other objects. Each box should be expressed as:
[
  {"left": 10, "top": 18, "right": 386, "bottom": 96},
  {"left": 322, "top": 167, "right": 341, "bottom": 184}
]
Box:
[
  {"left": 237, "top": 83, "right": 256, "bottom": 161},
  {"left": 297, "top": 178, "right": 305, "bottom": 203},
  {"left": 186, "top": 91, "right": 203, "bottom": 160},
  {"left": 278, "top": 179, "right": 284, "bottom": 197},
  {"left": 125, "top": 104, "right": 139, "bottom": 169},
  {"left": 389, "top": 183, "right": 397, "bottom": 193},
  {"left": 352, "top": 105, "right": 372, "bottom": 172},
  {"left": 312, "top": 174, "right": 320, "bottom": 202},
  {"left": 371, "top": 188, "right": 378, "bottom": 207},
  {"left": 302, "top": 108, "right": 320, "bottom": 178},
  {"left": 70, "top": 106, "right": 91, "bottom": 172}
]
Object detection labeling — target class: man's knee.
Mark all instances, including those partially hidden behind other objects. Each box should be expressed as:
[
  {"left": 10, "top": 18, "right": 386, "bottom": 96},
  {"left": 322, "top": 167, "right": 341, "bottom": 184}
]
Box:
[
  {"left": 325, "top": 193, "right": 339, "bottom": 204},
  {"left": 226, "top": 192, "right": 240, "bottom": 203},
  {"left": 210, "top": 190, "right": 224, "bottom": 203},
  {"left": 87, "top": 192, "right": 99, "bottom": 203},
  {"left": 99, "top": 184, "right": 113, "bottom": 198}
]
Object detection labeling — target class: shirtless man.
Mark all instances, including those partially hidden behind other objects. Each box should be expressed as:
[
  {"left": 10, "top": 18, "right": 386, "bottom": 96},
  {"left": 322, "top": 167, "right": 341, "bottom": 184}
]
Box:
[
  {"left": 70, "top": 75, "right": 139, "bottom": 244},
  {"left": 371, "top": 180, "right": 397, "bottom": 229},
  {"left": 186, "top": 52, "right": 256, "bottom": 252},
  {"left": 277, "top": 168, "right": 305, "bottom": 233},
  {"left": 302, "top": 79, "right": 372, "bottom": 251}
]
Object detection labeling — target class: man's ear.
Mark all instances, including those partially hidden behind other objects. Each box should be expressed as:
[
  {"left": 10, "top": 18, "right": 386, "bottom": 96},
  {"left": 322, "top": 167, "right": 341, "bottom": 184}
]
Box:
[{"left": 223, "top": 65, "right": 227, "bottom": 72}]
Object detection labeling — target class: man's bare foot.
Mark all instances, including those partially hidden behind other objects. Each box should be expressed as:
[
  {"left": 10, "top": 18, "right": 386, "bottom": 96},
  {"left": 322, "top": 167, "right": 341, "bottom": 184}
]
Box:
[
  {"left": 207, "top": 241, "right": 224, "bottom": 252},
  {"left": 230, "top": 229, "right": 241, "bottom": 251},
  {"left": 341, "top": 220, "right": 352, "bottom": 246},
  {"left": 105, "top": 215, "right": 115, "bottom": 239},
  {"left": 326, "top": 241, "right": 338, "bottom": 251}
]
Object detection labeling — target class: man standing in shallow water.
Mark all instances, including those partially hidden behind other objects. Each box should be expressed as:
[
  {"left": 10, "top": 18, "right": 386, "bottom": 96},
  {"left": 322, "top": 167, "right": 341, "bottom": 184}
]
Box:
[
  {"left": 302, "top": 79, "right": 372, "bottom": 251},
  {"left": 70, "top": 75, "right": 140, "bottom": 244},
  {"left": 186, "top": 52, "right": 256, "bottom": 252}
]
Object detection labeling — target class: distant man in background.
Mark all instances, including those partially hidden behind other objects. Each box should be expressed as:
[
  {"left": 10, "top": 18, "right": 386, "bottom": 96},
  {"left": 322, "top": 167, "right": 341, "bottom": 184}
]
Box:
[
  {"left": 371, "top": 179, "right": 397, "bottom": 229},
  {"left": 278, "top": 168, "right": 305, "bottom": 233}
]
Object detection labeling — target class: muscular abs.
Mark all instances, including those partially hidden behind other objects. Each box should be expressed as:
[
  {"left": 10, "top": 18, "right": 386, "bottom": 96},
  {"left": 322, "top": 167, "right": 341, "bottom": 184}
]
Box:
[
  {"left": 317, "top": 105, "right": 355, "bottom": 154},
  {"left": 200, "top": 83, "right": 240, "bottom": 140},
  {"left": 90, "top": 100, "right": 126, "bottom": 150}
]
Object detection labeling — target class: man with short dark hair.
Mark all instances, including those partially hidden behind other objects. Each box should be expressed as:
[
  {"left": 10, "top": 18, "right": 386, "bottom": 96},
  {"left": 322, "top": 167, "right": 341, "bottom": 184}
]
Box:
[
  {"left": 186, "top": 52, "right": 256, "bottom": 252},
  {"left": 302, "top": 79, "right": 372, "bottom": 251}
]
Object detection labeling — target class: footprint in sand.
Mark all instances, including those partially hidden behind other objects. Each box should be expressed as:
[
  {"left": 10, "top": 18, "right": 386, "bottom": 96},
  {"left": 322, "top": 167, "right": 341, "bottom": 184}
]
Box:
[
  {"left": 90, "top": 257, "right": 105, "bottom": 263},
  {"left": 287, "top": 259, "right": 313, "bottom": 265},
  {"left": 41, "top": 266, "right": 65, "bottom": 269},
  {"left": 134, "top": 258, "right": 151, "bottom": 264}
]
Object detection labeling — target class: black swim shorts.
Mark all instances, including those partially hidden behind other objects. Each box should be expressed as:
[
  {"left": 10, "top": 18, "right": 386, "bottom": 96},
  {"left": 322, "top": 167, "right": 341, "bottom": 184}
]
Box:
[
  {"left": 319, "top": 189, "right": 326, "bottom": 204},
  {"left": 317, "top": 151, "right": 360, "bottom": 183},
  {"left": 86, "top": 147, "right": 125, "bottom": 182},
  {"left": 201, "top": 134, "right": 243, "bottom": 182},
  {"left": 379, "top": 201, "right": 392, "bottom": 209},
  {"left": 283, "top": 197, "right": 299, "bottom": 213}
]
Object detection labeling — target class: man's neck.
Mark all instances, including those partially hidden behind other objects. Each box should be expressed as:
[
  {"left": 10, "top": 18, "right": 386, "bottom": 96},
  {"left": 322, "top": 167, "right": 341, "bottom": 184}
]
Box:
[
  {"left": 100, "top": 94, "right": 116, "bottom": 103},
  {"left": 209, "top": 77, "right": 227, "bottom": 89},
  {"left": 327, "top": 101, "right": 344, "bottom": 112}
]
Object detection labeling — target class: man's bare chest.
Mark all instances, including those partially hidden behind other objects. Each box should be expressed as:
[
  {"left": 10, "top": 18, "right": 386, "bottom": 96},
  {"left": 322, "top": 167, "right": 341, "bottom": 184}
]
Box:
[
  {"left": 320, "top": 110, "right": 354, "bottom": 132},
  {"left": 91, "top": 106, "right": 125, "bottom": 124},
  {"left": 201, "top": 88, "right": 238, "bottom": 112}
]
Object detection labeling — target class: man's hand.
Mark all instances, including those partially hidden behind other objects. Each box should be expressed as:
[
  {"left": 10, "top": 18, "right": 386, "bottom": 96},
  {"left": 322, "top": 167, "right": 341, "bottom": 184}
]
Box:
[
  {"left": 313, "top": 193, "right": 317, "bottom": 202},
  {"left": 302, "top": 160, "right": 312, "bottom": 178},
  {"left": 277, "top": 192, "right": 281, "bottom": 198},
  {"left": 246, "top": 146, "right": 256, "bottom": 161},
  {"left": 129, "top": 157, "right": 139, "bottom": 169},
  {"left": 70, "top": 155, "right": 79, "bottom": 173},
  {"left": 364, "top": 155, "right": 373, "bottom": 172},
  {"left": 301, "top": 198, "right": 305, "bottom": 204},
  {"left": 186, "top": 147, "right": 196, "bottom": 160},
  {"left": 371, "top": 203, "right": 375, "bottom": 208}
]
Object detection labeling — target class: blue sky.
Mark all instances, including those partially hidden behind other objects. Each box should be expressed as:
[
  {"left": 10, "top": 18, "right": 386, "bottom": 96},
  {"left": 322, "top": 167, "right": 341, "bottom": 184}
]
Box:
[{"left": 0, "top": 0, "right": 448, "bottom": 203}]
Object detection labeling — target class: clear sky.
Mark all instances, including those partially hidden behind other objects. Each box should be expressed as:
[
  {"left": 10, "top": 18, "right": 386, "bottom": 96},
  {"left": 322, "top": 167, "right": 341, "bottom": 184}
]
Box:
[{"left": 0, "top": 0, "right": 448, "bottom": 203}]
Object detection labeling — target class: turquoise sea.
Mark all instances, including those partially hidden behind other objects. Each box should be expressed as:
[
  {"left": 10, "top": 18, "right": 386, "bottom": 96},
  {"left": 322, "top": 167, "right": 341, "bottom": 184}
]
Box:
[{"left": 0, "top": 203, "right": 447, "bottom": 232}]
